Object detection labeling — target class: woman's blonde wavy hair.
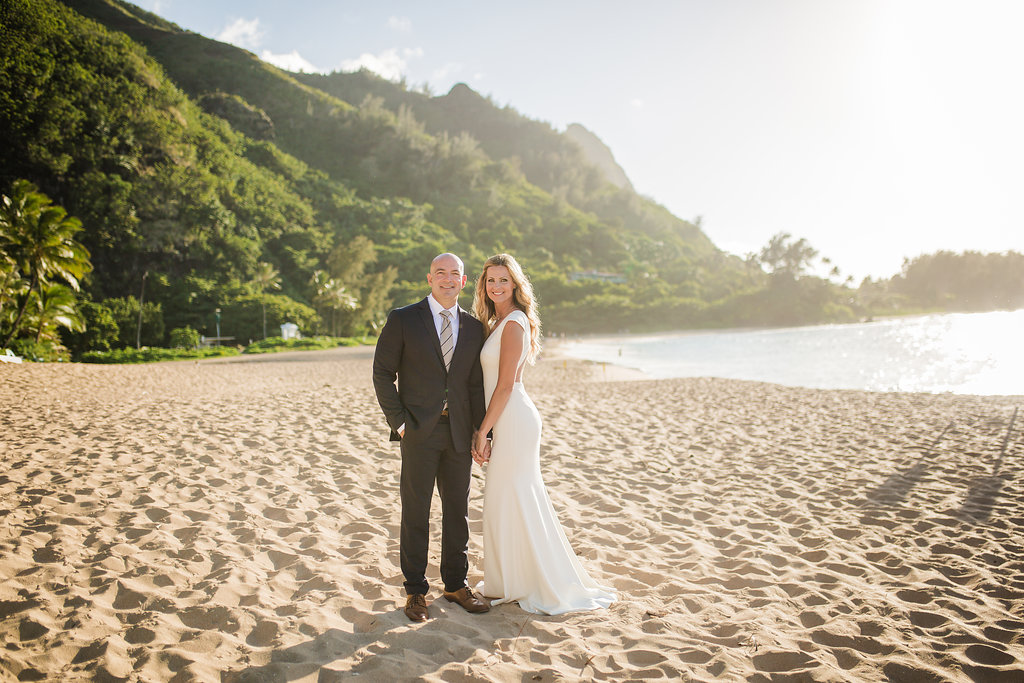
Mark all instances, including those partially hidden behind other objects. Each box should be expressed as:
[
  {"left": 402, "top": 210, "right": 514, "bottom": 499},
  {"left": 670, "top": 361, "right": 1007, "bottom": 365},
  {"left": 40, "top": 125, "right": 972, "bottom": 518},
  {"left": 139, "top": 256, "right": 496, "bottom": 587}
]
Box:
[{"left": 473, "top": 253, "right": 542, "bottom": 363}]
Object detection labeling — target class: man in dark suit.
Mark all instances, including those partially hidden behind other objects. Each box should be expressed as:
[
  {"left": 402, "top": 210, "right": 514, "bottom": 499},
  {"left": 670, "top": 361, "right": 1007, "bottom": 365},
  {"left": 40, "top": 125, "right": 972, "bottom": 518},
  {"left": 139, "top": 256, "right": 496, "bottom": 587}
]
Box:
[{"left": 372, "top": 252, "right": 490, "bottom": 622}]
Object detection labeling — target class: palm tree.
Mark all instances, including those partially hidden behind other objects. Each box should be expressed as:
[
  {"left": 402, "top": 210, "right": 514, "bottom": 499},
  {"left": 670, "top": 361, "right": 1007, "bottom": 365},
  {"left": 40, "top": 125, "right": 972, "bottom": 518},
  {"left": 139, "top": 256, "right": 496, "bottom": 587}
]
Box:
[
  {"left": 251, "top": 261, "right": 281, "bottom": 339},
  {"left": 321, "top": 278, "right": 358, "bottom": 336},
  {"left": 307, "top": 270, "right": 331, "bottom": 333},
  {"left": 310, "top": 269, "right": 332, "bottom": 333},
  {"left": 0, "top": 180, "right": 92, "bottom": 348},
  {"left": 0, "top": 248, "right": 27, "bottom": 329},
  {"left": 27, "top": 282, "right": 85, "bottom": 343},
  {"left": 0, "top": 186, "right": 37, "bottom": 328}
]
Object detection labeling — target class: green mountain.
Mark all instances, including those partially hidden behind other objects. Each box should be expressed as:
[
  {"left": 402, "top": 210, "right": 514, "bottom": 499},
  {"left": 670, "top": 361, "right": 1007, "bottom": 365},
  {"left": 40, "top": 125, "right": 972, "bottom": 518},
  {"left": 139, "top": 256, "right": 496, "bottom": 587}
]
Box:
[
  {"left": 64, "top": 0, "right": 722, "bottom": 275},
  {"left": 564, "top": 123, "right": 634, "bottom": 192},
  {"left": 14, "top": 0, "right": 914, "bottom": 353}
]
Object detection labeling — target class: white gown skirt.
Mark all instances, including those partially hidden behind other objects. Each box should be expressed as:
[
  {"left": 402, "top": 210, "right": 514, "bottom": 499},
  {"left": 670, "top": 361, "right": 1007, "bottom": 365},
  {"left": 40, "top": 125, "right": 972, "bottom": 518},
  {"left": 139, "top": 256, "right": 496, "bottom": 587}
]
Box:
[{"left": 478, "top": 383, "right": 615, "bottom": 615}]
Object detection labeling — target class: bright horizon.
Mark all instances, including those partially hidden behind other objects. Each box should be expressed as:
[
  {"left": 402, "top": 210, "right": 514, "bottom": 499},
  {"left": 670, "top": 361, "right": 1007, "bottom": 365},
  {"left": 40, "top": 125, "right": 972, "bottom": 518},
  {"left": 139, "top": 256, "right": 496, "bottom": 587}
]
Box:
[{"left": 135, "top": 0, "right": 1024, "bottom": 282}]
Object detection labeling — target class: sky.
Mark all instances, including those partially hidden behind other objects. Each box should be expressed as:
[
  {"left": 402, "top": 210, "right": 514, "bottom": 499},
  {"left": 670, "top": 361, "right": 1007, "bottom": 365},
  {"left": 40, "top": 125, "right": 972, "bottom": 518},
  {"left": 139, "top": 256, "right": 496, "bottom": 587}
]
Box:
[{"left": 134, "top": 0, "right": 1023, "bottom": 282}]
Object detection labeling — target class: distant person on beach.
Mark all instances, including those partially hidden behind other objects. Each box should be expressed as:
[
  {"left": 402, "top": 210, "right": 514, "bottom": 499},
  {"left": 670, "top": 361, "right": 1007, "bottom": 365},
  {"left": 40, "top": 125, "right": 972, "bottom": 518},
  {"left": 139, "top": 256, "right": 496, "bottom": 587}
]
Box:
[
  {"left": 471, "top": 253, "right": 616, "bottom": 614},
  {"left": 372, "top": 252, "right": 491, "bottom": 622}
]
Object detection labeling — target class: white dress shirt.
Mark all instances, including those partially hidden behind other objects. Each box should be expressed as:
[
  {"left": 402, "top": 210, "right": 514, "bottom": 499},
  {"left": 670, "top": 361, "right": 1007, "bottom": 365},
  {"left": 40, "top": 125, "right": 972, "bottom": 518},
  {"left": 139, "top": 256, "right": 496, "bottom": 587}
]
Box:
[{"left": 427, "top": 294, "right": 460, "bottom": 348}]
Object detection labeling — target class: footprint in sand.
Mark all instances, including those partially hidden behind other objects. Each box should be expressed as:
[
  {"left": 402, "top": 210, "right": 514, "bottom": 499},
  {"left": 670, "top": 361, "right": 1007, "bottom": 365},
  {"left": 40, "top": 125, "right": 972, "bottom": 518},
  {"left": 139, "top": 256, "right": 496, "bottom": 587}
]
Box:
[
  {"left": 811, "top": 629, "right": 893, "bottom": 656},
  {"left": 18, "top": 618, "right": 49, "bottom": 641},
  {"left": 751, "top": 650, "right": 818, "bottom": 673},
  {"left": 246, "top": 620, "right": 280, "bottom": 647},
  {"left": 32, "top": 546, "right": 61, "bottom": 563},
  {"left": 896, "top": 588, "right": 934, "bottom": 605},
  {"left": 798, "top": 611, "right": 827, "bottom": 628},
  {"left": 125, "top": 625, "right": 157, "bottom": 644},
  {"left": 179, "top": 605, "right": 241, "bottom": 634},
  {"left": 964, "top": 643, "right": 1018, "bottom": 666}
]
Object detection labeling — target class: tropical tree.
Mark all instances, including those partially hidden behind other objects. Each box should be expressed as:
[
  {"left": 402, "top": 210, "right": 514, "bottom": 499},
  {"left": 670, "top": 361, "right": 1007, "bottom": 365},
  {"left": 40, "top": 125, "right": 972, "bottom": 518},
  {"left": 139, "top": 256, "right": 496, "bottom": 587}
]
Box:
[
  {"left": 359, "top": 266, "right": 398, "bottom": 334},
  {"left": 251, "top": 261, "right": 281, "bottom": 339},
  {"left": 321, "top": 278, "right": 358, "bottom": 336},
  {"left": 324, "top": 236, "right": 396, "bottom": 335},
  {"left": 310, "top": 269, "right": 331, "bottom": 333},
  {"left": 0, "top": 180, "right": 92, "bottom": 348},
  {"left": 0, "top": 241, "right": 28, "bottom": 329},
  {"left": 26, "top": 283, "right": 85, "bottom": 343},
  {"left": 312, "top": 269, "right": 358, "bottom": 335},
  {"left": 0, "top": 187, "right": 34, "bottom": 329},
  {"left": 757, "top": 232, "right": 819, "bottom": 279}
]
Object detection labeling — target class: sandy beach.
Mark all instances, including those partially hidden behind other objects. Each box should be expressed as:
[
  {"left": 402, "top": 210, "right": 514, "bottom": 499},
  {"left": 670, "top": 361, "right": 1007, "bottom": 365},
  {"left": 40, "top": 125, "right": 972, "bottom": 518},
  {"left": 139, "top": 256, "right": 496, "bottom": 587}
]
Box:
[{"left": 1, "top": 347, "right": 1022, "bottom": 682}]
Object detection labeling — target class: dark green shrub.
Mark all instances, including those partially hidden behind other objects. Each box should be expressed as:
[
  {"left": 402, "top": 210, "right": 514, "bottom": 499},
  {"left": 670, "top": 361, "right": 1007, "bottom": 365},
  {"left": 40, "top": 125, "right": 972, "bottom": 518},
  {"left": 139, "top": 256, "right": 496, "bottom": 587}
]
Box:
[
  {"left": 169, "top": 326, "right": 200, "bottom": 349},
  {"left": 62, "top": 301, "right": 120, "bottom": 357},
  {"left": 80, "top": 346, "right": 240, "bottom": 364},
  {"left": 9, "top": 338, "right": 70, "bottom": 362},
  {"left": 243, "top": 335, "right": 364, "bottom": 354},
  {"left": 103, "top": 296, "right": 166, "bottom": 348}
]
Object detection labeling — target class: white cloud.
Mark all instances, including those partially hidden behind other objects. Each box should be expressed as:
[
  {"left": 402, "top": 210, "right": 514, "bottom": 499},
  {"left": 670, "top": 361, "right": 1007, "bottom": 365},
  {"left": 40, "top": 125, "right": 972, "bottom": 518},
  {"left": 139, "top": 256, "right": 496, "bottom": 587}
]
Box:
[
  {"left": 261, "top": 50, "right": 320, "bottom": 74},
  {"left": 214, "top": 16, "right": 321, "bottom": 73},
  {"left": 216, "top": 17, "right": 263, "bottom": 50},
  {"left": 630, "top": 98, "right": 645, "bottom": 109},
  {"left": 340, "top": 47, "right": 422, "bottom": 81},
  {"left": 388, "top": 16, "right": 412, "bottom": 33}
]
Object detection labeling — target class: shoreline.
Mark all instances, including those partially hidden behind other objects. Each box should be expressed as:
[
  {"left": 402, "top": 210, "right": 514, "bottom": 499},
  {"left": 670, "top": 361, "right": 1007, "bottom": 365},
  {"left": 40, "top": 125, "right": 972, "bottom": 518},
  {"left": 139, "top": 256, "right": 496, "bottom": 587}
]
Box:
[
  {"left": 547, "top": 310, "right": 1024, "bottom": 398},
  {"left": 4, "top": 340, "right": 1021, "bottom": 399},
  {"left": 548, "top": 307, "right": 1024, "bottom": 343}
]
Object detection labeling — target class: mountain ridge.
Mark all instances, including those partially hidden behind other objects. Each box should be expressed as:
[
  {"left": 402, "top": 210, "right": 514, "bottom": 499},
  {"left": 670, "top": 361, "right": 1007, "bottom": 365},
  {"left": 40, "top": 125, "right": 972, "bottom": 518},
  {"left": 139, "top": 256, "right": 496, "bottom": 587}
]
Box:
[{"left": 564, "top": 123, "right": 634, "bottom": 192}]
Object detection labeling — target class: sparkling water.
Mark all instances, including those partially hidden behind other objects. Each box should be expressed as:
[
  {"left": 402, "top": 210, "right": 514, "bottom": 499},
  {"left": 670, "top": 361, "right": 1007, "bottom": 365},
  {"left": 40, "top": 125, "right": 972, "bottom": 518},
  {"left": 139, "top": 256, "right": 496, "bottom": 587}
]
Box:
[{"left": 561, "top": 309, "right": 1024, "bottom": 395}]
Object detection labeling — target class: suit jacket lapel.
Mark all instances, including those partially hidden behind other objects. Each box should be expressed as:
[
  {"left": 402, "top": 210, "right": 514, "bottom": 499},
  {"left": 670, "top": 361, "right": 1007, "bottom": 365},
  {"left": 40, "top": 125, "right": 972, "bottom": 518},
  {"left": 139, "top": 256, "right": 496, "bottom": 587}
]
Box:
[
  {"left": 451, "top": 307, "right": 475, "bottom": 364},
  {"left": 417, "top": 297, "right": 446, "bottom": 368}
]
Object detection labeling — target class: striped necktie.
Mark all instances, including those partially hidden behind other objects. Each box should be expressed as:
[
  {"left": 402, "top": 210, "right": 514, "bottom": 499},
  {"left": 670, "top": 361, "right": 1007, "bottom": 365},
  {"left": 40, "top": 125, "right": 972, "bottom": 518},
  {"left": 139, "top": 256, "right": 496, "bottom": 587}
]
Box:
[{"left": 439, "top": 309, "right": 454, "bottom": 370}]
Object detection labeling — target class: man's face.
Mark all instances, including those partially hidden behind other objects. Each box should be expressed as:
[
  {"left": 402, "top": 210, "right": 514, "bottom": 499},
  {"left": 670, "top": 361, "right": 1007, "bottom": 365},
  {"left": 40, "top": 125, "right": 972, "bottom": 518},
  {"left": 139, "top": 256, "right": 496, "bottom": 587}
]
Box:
[{"left": 427, "top": 255, "right": 466, "bottom": 308}]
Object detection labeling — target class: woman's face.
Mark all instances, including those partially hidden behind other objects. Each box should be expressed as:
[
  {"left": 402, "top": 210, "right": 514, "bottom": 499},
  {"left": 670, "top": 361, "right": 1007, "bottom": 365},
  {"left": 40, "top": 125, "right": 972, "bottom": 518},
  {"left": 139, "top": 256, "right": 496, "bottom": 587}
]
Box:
[{"left": 484, "top": 265, "right": 516, "bottom": 307}]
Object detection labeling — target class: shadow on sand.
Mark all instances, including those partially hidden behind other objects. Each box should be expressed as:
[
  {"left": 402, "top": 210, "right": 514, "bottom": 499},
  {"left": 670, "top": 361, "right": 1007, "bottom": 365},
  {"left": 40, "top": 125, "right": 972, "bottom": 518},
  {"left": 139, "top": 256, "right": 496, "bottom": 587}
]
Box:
[
  {"left": 220, "top": 613, "right": 404, "bottom": 683},
  {"left": 957, "top": 405, "right": 1018, "bottom": 523},
  {"left": 863, "top": 420, "right": 955, "bottom": 507}
]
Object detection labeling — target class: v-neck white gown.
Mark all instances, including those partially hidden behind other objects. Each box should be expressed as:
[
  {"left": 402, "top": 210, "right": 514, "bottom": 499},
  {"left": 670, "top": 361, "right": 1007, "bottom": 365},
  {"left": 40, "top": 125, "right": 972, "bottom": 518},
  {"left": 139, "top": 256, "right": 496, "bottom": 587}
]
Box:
[{"left": 477, "top": 310, "right": 616, "bottom": 615}]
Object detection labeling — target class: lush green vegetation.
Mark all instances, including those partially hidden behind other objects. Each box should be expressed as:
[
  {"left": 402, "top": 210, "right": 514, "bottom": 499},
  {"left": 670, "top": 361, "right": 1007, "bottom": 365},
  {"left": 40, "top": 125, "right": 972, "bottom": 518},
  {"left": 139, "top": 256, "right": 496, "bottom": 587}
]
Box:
[
  {"left": 1, "top": 0, "right": 1021, "bottom": 362},
  {"left": 79, "top": 345, "right": 239, "bottom": 363},
  {"left": 0, "top": 180, "right": 92, "bottom": 360},
  {"left": 882, "top": 251, "right": 1024, "bottom": 313},
  {"left": 243, "top": 335, "right": 366, "bottom": 354},
  {"left": 73, "top": 334, "right": 368, "bottom": 363}
]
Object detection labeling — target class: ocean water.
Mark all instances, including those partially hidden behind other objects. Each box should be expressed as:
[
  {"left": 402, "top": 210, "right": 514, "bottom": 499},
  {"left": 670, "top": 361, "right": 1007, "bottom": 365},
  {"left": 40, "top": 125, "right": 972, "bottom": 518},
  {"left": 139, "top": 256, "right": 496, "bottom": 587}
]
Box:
[{"left": 560, "top": 309, "right": 1024, "bottom": 395}]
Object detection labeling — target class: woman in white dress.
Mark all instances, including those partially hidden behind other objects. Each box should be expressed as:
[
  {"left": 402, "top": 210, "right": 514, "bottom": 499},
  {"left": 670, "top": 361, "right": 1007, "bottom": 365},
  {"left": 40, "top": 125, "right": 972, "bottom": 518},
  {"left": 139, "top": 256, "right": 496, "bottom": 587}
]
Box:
[{"left": 471, "top": 253, "right": 615, "bottom": 615}]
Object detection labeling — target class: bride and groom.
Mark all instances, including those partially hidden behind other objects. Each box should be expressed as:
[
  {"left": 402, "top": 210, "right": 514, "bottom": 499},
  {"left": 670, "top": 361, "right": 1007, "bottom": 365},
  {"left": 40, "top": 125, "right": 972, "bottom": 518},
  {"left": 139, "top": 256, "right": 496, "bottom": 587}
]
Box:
[{"left": 372, "top": 252, "right": 615, "bottom": 622}]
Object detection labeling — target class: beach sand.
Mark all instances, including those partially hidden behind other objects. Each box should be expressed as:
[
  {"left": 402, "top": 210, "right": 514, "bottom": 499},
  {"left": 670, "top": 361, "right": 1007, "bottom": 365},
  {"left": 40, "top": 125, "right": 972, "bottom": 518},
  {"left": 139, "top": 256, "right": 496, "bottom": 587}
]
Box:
[{"left": 1, "top": 347, "right": 1022, "bottom": 681}]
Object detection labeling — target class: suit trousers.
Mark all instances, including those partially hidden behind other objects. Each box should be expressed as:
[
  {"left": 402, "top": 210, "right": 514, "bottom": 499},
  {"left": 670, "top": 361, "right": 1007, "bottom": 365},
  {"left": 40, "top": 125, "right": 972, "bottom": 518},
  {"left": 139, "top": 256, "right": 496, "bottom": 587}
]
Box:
[{"left": 399, "top": 420, "right": 472, "bottom": 595}]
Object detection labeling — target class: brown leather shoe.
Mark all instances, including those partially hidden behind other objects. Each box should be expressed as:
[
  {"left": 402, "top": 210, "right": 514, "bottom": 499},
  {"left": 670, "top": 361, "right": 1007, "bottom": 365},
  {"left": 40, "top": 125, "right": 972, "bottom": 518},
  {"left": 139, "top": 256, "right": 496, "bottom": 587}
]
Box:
[
  {"left": 443, "top": 587, "right": 490, "bottom": 613},
  {"left": 404, "top": 593, "right": 429, "bottom": 622}
]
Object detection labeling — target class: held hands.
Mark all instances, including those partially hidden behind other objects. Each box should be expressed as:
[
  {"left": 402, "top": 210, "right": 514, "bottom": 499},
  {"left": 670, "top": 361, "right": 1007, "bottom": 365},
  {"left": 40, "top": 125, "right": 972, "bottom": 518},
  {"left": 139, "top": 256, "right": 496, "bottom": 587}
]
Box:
[{"left": 471, "top": 431, "right": 491, "bottom": 465}]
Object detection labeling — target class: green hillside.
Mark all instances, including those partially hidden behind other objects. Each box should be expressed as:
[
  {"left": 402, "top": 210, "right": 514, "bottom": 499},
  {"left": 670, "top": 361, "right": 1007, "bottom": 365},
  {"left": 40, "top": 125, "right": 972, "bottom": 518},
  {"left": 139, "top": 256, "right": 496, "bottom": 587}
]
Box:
[
  {"left": 66, "top": 0, "right": 723, "bottom": 283},
  {"left": 1, "top": 0, "right": 773, "bottom": 352},
  {"left": 16, "top": 0, "right": 1016, "bottom": 360}
]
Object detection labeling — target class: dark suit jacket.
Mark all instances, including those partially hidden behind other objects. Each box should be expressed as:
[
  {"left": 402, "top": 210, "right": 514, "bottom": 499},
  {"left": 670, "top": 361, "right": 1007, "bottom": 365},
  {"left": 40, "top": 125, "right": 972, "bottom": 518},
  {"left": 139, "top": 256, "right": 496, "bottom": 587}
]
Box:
[{"left": 372, "top": 297, "right": 486, "bottom": 453}]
